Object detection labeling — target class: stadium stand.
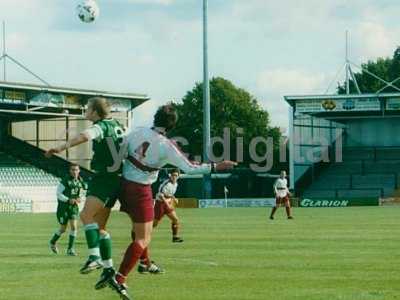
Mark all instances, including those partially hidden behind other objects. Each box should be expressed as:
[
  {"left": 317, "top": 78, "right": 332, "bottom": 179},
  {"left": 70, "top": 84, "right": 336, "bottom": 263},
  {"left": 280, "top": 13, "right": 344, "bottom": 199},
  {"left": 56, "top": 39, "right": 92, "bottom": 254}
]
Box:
[
  {"left": 2, "top": 135, "right": 93, "bottom": 179},
  {"left": 0, "top": 136, "right": 94, "bottom": 212},
  {"left": 301, "top": 147, "right": 399, "bottom": 199},
  {"left": 0, "top": 145, "right": 61, "bottom": 211},
  {"left": 0, "top": 81, "right": 148, "bottom": 213},
  {"left": 0, "top": 151, "right": 59, "bottom": 186}
]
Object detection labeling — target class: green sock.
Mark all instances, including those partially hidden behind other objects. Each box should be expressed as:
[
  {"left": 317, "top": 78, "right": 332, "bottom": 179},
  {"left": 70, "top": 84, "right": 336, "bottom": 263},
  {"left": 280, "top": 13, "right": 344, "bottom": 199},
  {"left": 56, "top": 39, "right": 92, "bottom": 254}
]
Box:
[
  {"left": 99, "top": 233, "right": 113, "bottom": 269},
  {"left": 84, "top": 223, "right": 100, "bottom": 259},
  {"left": 50, "top": 230, "right": 63, "bottom": 244},
  {"left": 68, "top": 230, "right": 77, "bottom": 250}
]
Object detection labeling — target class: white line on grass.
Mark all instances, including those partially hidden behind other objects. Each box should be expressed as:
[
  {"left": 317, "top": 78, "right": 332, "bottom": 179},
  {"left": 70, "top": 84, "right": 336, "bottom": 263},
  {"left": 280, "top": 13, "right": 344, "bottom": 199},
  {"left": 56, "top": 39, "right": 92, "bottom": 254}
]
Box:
[{"left": 164, "top": 257, "right": 219, "bottom": 267}]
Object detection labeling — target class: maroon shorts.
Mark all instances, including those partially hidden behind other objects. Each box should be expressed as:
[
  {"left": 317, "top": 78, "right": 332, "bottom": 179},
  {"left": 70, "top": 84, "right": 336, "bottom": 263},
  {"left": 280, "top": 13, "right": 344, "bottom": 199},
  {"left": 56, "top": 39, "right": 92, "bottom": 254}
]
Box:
[
  {"left": 120, "top": 178, "right": 154, "bottom": 223},
  {"left": 276, "top": 195, "right": 290, "bottom": 206},
  {"left": 154, "top": 200, "right": 174, "bottom": 221}
]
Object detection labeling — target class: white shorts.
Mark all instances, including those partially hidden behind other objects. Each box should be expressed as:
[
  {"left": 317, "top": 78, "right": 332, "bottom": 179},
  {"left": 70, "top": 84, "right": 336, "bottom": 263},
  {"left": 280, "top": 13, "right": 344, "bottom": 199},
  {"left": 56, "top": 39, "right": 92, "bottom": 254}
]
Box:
[{"left": 276, "top": 190, "right": 288, "bottom": 198}]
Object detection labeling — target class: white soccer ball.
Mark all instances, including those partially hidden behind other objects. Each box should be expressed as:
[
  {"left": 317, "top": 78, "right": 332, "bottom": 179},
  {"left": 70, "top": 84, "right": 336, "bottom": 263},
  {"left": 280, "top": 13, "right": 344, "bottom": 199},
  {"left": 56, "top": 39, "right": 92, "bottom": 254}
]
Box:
[{"left": 76, "top": 0, "right": 100, "bottom": 23}]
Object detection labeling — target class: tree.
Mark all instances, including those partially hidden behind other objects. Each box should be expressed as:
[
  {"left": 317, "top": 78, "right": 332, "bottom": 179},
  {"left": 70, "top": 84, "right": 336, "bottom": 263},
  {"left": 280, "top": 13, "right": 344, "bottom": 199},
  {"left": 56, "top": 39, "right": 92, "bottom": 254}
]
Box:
[
  {"left": 170, "top": 77, "right": 282, "bottom": 170},
  {"left": 338, "top": 47, "right": 400, "bottom": 94}
]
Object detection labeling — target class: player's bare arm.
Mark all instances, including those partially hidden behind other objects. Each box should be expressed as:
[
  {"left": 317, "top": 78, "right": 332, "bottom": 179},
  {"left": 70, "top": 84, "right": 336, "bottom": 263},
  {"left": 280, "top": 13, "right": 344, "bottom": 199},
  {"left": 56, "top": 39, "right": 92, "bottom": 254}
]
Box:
[
  {"left": 160, "top": 193, "right": 174, "bottom": 208},
  {"left": 215, "top": 160, "right": 237, "bottom": 171},
  {"left": 45, "top": 133, "right": 90, "bottom": 157}
]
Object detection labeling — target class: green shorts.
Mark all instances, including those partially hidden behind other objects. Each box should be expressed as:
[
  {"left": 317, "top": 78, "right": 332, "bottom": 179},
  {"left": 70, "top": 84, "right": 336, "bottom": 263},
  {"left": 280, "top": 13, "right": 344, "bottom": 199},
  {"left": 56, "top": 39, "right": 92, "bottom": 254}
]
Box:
[
  {"left": 86, "top": 173, "right": 121, "bottom": 208},
  {"left": 56, "top": 202, "right": 79, "bottom": 225}
]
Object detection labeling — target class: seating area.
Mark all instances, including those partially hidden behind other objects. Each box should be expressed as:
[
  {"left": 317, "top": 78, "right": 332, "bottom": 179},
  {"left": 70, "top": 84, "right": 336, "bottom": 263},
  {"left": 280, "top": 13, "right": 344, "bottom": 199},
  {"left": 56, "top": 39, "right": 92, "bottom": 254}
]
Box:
[
  {"left": 364, "top": 160, "right": 400, "bottom": 174},
  {"left": 0, "top": 190, "right": 26, "bottom": 202},
  {"left": 0, "top": 151, "right": 59, "bottom": 186},
  {"left": 0, "top": 136, "right": 96, "bottom": 212},
  {"left": 0, "top": 151, "right": 59, "bottom": 212},
  {"left": 342, "top": 147, "right": 400, "bottom": 162},
  {"left": 303, "top": 147, "right": 400, "bottom": 199},
  {"left": 2, "top": 136, "right": 93, "bottom": 180}
]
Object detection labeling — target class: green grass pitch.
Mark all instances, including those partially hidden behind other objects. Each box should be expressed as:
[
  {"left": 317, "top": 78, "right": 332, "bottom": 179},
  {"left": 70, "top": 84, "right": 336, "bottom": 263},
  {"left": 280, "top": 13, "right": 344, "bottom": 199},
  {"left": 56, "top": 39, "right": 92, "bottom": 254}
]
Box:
[{"left": 0, "top": 207, "right": 399, "bottom": 300}]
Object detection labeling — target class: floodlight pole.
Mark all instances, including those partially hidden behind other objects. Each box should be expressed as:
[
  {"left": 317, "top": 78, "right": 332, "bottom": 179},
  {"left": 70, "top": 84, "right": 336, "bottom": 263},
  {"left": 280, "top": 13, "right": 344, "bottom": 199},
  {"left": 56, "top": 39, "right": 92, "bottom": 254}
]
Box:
[
  {"left": 202, "top": 0, "right": 212, "bottom": 200},
  {"left": 2, "top": 21, "right": 6, "bottom": 81},
  {"left": 345, "top": 30, "right": 349, "bottom": 94}
]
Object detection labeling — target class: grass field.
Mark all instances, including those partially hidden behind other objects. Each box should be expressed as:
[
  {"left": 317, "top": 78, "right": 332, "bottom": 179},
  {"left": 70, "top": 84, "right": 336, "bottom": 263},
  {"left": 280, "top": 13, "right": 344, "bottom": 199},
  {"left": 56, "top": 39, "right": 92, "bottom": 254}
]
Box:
[{"left": 0, "top": 207, "right": 400, "bottom": 300}]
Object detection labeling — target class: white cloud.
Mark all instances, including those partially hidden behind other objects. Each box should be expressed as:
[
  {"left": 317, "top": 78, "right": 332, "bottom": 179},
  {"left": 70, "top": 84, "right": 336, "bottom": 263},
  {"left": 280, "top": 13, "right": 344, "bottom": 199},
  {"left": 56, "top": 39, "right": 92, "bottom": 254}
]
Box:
[
  {"left": 6, "top": 33, "right": 29, "bottom": 51},
  {"left": 134, "top": 54, "right": 155, "bottom": 65},
  {"left": 227, "top": 0, "right": 343, "bottom": 34},
  {"left": 126, "top": 0, "right": 175, "bottom": 5},
  {"left": 355, "top": 22, "right": 395, "bottom": 60},
  {"left": 255, "top": 68, "right": 330, "bottom": 128},
  {"left": 0, "top": 0, "right": 39, "bottom": 9},
  {"left": 257, "top": 68, "right": 327, "bottom": 96},
  {"left": 350, "top": 8, "right": 400, "bottom": 62},
  {"left": 0, "top": 1, "right": 58, "bottom": 21}
]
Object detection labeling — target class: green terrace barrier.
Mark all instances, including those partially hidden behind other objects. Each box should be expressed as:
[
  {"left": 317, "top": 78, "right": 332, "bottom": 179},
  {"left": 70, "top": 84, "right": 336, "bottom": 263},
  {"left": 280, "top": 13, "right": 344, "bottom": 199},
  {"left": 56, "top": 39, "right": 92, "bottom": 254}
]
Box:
[{"left": 300, "top": 198, "right": 379, "bottom": 207}]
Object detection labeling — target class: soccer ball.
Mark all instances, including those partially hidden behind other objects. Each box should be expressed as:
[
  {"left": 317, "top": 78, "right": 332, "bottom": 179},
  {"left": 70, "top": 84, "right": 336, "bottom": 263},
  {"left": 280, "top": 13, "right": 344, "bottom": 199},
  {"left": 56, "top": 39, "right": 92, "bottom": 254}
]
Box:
[{"left": 76, "top": 0, "right": 100, "bottom": 23}]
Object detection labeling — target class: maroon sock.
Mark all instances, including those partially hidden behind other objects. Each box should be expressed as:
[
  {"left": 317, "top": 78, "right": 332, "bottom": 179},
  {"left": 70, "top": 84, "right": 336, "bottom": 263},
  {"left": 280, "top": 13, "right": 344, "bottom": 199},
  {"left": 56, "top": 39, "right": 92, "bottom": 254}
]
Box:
[
  {"left": 130, "top": 231, "right": 149, "bottom": 265},
  {"left": 171, "top": 223, "right": 179, "bottom": 236},
  {"left": 115, "top": 273, "right": 127, "bottom": 285},
  {"left": 117, "top": 242, "right": 144, "bottom": 282}
]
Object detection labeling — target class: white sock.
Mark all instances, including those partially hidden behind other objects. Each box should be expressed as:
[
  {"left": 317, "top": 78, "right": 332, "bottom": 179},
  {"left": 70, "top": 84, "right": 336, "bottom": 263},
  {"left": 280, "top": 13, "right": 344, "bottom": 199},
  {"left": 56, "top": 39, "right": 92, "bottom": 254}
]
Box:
[{"left": 88, "top": 247, "right": 100, "bottom": 257}]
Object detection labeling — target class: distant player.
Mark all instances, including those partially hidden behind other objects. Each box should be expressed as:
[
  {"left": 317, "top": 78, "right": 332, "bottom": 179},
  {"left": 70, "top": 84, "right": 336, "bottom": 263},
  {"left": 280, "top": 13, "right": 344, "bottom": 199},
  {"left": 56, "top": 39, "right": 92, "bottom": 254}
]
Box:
[
  {"left": 49, "top": 163, "right": 87, "bottom": 256},
  {"left": 113, "top": 104, "right": 237, "bottom": 294},
  {"left": 153, "top": 168, "right": 183, "bottom": 243},
  {"left": 270, "top": 170, "right": 293, "bottom": 220}
]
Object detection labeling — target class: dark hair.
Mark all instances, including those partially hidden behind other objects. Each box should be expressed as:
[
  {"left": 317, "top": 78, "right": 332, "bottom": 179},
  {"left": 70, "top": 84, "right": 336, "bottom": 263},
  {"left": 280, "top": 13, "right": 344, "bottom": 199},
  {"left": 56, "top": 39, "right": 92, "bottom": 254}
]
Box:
[
  {"left": 88, "top": 97, "right": 111, "bottom": 119},
  {"left": 170, "top": 168, "right": 180, "bottom": 175},
  {"left": 153, "top": 104, "right": 178, "bottom": 131}
]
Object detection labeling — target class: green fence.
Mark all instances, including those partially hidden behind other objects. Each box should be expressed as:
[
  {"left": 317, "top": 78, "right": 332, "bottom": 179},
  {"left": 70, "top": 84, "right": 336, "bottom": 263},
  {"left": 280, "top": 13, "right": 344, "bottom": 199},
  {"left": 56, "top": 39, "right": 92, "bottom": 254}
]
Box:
[{"left": 300, "top": 198, "right": 379, "bottom": 207}]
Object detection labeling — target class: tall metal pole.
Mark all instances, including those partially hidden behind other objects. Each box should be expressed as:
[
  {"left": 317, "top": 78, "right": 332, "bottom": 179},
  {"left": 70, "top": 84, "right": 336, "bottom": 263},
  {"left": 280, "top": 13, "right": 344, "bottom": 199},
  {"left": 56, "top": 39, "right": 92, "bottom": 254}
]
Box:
[
  {"left": 345, "top": 30, "right": 349, "bottom": 94},
  {"left": 202, "top": 0, "right": 212, "bottom": 199},
  {"left": 2, "top": 21, "right": 6, "bottom": 81}
]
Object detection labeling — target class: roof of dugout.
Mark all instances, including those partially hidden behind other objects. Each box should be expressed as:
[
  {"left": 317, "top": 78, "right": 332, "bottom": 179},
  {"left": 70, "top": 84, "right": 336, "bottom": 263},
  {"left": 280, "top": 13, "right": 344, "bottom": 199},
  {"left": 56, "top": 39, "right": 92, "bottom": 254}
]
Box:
[
  {"left": 284, "top": 93, "right": 400, "bottom": 119},
  {"left": 0, "top": 80, "right": 150, "bottom": 120}
]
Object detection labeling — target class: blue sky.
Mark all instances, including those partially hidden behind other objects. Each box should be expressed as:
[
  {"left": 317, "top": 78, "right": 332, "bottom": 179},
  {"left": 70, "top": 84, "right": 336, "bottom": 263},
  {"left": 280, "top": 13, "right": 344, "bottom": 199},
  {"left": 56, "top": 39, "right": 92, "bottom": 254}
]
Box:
[{"left": 1, "top": 0, "right": 400, "bottom": 130}]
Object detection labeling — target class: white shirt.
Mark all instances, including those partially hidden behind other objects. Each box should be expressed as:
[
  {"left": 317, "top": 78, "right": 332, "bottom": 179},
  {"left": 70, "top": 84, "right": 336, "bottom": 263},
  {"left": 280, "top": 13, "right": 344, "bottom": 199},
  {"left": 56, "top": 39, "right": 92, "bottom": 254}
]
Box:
[
  {"left": 57, "top": 183, "right": 69, "bottom": 202},
  {"left": 156, "top": 179, "right": 178, "bottom": 202},
  {"left": 123, "top": 127, "right": 211, "bottom": 185},
  {"left": 274, "top": 177, "right": 289, "bottom": 198},
  {"left": 82, "top": 124, "right": 103, "bottom": 141}
]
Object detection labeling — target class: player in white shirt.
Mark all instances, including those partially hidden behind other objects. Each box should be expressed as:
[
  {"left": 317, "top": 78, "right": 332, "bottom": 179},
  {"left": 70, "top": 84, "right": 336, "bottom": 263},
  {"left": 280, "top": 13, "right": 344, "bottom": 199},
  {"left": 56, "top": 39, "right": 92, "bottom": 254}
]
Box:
[
  {"left": 270, "top": 170, "right": 293, "bottom": 220},
  {"left": 153, "top": 169, "right": 183, "bottom": 243},
  {"left": 114, "top": 104, "right": 237, "bottom": 289}
]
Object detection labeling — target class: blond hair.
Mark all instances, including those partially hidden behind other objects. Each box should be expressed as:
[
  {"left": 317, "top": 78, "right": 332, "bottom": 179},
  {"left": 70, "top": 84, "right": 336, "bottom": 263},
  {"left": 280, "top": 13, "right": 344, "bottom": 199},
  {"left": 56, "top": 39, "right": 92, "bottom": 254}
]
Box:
[{"left": 88, "top": 97, "right": 111, "bottom": 119}]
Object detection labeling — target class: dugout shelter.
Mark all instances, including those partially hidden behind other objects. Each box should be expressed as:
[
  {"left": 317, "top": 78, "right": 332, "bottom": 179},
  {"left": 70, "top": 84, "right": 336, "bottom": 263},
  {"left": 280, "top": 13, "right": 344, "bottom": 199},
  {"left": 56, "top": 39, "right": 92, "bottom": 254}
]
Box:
[
  {"left": 286, "top": 93, "right": 400, "bottom": 206},
  {"left": 0, "top": 80, "right": 148, "bottom": 212}
]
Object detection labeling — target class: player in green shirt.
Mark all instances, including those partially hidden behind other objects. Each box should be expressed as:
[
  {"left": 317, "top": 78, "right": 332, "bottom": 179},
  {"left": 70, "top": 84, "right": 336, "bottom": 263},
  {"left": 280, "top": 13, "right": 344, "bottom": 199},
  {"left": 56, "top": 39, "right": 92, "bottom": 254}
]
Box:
[
  {"left": 49, "top": 163, "right": 87, "bottom": 256},
  {"left": 46, "top": 97, "right": 130, "bottom": 299}
]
